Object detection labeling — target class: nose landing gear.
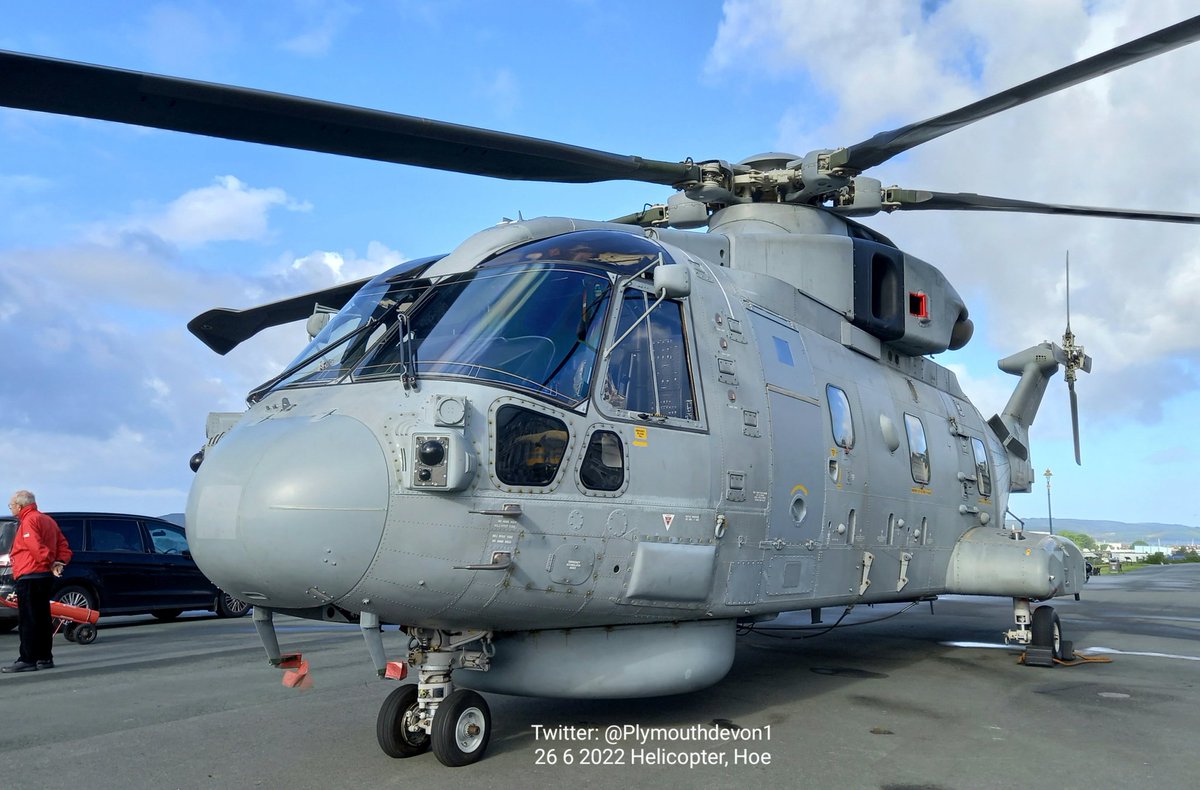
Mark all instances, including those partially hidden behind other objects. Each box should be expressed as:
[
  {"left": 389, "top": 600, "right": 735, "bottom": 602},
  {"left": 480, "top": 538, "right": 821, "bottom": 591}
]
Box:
[
  {"left": 376, "top": 628, "right": 493, "bottom": 766},
  {"left": 1005, "top": 597, "right": 1071, "bottom": 667}
]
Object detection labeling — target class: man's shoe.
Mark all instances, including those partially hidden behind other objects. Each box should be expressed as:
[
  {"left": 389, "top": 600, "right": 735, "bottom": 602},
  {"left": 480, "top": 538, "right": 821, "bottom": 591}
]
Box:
[
  {"left": 1, "top": 661, "right": 38, "bottom": 673},
  {"left": 36, "top": 660, "right": 54, "bottom": 669}
]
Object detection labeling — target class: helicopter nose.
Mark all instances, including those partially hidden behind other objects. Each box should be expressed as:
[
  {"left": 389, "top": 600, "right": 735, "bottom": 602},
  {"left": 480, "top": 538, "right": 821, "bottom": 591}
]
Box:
[{"left": 186, "top": 413, "right": 389, "bottom": 610}]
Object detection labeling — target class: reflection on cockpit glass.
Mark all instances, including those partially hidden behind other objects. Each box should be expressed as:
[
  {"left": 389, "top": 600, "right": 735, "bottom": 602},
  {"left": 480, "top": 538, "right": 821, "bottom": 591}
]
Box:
[{"left": 354, "top": 265, "right": 611, "bottom": 406}]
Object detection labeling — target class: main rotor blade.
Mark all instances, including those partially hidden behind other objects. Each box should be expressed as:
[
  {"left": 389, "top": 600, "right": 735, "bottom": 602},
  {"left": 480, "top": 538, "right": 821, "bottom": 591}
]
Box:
[
  {"left": 187, "top": 278, "right": 369, "bottom": 355},
  {"left": 1069, "top": 382, "right": 1081, "bottom": 466},
  {"left": 837, "top": 15, "right": 1200, "bottom": 172},
  {"left": 871, "top": 190, "right": 1200, "bottom": 224},
  {"left": 0, "top": 51, "right": 697, "bottom": 186}
]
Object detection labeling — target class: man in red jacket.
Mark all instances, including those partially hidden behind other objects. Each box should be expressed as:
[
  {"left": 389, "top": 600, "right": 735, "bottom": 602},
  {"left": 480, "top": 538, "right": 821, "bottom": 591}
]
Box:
[{"left": 4, "top": 490, "right": 72, "bottom": 673}]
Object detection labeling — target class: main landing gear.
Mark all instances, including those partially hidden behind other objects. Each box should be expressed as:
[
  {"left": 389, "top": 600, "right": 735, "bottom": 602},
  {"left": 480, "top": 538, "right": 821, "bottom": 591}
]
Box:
[
  {"left": 1004, "top": 598, "right": 1072, "bottom": 667},
  {"left": 376, "top": 628, "right": 494, "bottom": 767}
]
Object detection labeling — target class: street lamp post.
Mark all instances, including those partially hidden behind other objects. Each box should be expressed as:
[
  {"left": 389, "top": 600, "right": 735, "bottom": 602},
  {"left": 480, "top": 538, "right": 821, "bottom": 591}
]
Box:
[{"left": 1044, "top": 468, "right": 1054, "bottom": 534}]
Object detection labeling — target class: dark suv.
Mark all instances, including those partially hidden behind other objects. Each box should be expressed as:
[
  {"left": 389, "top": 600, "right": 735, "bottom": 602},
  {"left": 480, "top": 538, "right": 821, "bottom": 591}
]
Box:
[{"left": 0, "top": 512, "right": 248, "bottom": 632}]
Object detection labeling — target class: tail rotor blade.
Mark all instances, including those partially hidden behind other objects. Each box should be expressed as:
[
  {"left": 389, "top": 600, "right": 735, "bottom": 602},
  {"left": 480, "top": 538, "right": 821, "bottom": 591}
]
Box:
[{"left": 1069, "top": 381, "right": 1082, "bottom": 465}]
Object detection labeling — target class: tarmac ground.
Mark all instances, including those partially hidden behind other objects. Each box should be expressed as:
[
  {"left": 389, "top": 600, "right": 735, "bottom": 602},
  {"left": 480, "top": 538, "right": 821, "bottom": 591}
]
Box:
[{"left": 1, "top": 564, "right": 1197, "bottom": 790}]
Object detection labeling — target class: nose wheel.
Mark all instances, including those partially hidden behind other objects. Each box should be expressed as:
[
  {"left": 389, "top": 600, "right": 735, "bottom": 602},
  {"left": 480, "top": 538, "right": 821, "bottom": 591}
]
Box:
[
  {"left": 432, "top": 689, "right": 491, "bottom": 766},
  {"left": 1005, "top": 598, "right": 1071, "bottom": 666},
  {"left": 377, "top": 685, "right": 431, "bottom": 758},
  {"left": 375, "top": 628, "right": 493, "bottom": 766}
]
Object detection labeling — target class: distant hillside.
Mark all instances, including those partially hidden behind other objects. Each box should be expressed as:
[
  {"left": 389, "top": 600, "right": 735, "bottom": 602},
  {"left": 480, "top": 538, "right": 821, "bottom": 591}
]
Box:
[{"left": 1019, "top": 518, "right": 1200, "bottom": 546}]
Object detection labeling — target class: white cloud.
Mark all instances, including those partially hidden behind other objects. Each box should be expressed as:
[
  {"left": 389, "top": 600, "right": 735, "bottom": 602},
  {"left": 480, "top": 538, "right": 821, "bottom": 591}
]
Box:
[
  {"left": 88, "top": 175, "right": 312, "bottom": 249},
  {"left": 289, "top": 240, "right": 408, "bottom": 283},
  {"left": 0, "top": 424, "right": 189, "bottom": 513}
]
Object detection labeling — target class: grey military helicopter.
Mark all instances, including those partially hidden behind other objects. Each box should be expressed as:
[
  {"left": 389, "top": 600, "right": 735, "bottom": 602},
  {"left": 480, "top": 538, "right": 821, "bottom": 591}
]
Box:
[{"left": 4, "top": 14, "right": 1200, "bottom": 767}]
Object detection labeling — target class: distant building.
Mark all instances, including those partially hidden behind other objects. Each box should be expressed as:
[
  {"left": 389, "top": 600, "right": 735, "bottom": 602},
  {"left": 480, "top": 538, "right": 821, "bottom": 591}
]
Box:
[{"left": 1111, "top": 547, "right": 1156, "bottom": 562}]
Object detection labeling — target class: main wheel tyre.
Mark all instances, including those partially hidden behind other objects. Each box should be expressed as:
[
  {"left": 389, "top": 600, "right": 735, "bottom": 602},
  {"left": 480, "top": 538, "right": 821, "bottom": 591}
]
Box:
[
  {"left": 216, "top": 591, "right": 251, "bottom": 618},
  {"left": 1031, "top": 606, "right": 1062, "bottom": 658},
  {"left": 152, "top": 610, "right": 183, "bottom": 622},
  {"left": 432, "top": 689, "right": 491, "bottom": 767},
  {"left": 377, "top": 685, "right": 430, "bottom": 758},
  {"left": 74, "top": 623, "right": 98, "bottom": 645},
  {"left": 55, "top": 585, "right": 96, "bottom": 612}
]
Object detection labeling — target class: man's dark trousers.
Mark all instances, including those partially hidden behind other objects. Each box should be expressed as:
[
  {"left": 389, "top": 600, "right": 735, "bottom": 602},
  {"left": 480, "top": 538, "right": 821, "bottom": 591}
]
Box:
[{"left": 15, "top": 574, "right": 54, "bottom": 664}]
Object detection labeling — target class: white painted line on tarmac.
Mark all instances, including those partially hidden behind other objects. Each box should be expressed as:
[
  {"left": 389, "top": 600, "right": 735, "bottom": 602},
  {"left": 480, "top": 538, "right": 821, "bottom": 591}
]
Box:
[{"left": 1082, "top": 646, "right": 1200, "bottom": 662}]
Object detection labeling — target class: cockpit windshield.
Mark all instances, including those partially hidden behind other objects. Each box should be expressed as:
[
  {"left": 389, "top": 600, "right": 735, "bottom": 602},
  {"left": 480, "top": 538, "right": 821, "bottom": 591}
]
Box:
[
  {"left": 249, "top": 257, "right": 437, "bottom": 401},
  {"left": 256, "top": 230, "right": 671, "bottom": 407},
  {"left": 355, "top": 263, "right": 611, "bottom": 405}
]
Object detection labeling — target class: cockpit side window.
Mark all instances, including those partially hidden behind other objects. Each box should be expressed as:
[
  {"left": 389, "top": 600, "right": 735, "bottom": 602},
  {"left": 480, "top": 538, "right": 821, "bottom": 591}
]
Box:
[
  {"left": 904, "top": 413, "right": 931, "bottom": 485},
  {"left": 602, "top": 289, "right": 696, "bottom": 421},
  {"left": 579, "top": 430, "right": 625, "bottom": 492},
  {"left": 495, "top": 405, "right": 569, "bottom": 487}
]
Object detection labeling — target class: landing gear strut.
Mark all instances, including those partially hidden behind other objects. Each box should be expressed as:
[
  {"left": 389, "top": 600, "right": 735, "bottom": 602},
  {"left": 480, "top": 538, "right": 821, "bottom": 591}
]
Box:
[
  {"left": 1004, "top": 598, "right": 1071, "bottom": 666},
  {"left": 375, "top": 628, "right": 493, "bottom": 766}
]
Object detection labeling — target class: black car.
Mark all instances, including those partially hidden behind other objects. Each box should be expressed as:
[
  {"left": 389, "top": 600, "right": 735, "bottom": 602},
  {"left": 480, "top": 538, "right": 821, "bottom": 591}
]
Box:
[{"left": 0, "top": 512, "right": 248, "bottom": 632}]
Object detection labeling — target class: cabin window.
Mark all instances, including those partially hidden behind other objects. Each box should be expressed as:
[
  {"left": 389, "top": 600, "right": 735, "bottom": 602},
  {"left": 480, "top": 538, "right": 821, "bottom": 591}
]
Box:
[
  {"left": 495, "top": 405, "right": 569, "bottom": 487},
  {"left": 602, "top": 290, "right": 696, "bottom": 420},
  {"left": 904, "top": 413, "right": 931, "bottom": 484},
  {"left": 971, "top": 437, "right": 992, "bottom": 497},
  {"left": 579, "top": 430, "right": 625, "bottom": 492},
  {"left": 826, "top": 385, "right": 855, "bottom": 449}
]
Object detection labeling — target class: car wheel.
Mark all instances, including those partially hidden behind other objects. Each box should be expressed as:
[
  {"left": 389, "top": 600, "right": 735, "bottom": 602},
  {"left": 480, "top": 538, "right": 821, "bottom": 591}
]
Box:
[
  {"left": 55, "top": 585, "right": 96, "bottom": 612},
  {"left": 152, "top": 610, "right": 183, "bottom": 622},
  {"left": 216, "top": 591, "right": 251, "bottom": 618}
]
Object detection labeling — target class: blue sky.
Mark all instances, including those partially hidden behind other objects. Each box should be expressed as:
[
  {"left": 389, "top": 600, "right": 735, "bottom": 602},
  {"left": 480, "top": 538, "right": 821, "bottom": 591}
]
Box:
[{"left": 3, "top": 0, "right": 1200, "bottom": 526}]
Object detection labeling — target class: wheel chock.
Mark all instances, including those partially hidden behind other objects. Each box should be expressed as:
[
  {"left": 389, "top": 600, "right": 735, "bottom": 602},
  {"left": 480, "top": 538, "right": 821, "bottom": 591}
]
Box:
[
  {"left": 280, "top": 653, "right": 312, "bottom": 688},
  {"left": 1022, "top": 646, "right": 1056, "bottom": 667}
]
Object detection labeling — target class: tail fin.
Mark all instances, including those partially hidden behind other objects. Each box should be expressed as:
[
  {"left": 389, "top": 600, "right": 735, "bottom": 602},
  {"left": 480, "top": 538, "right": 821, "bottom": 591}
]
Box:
[{"left": 989, "top": 341, "right": 1091, "bottom": 491}]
